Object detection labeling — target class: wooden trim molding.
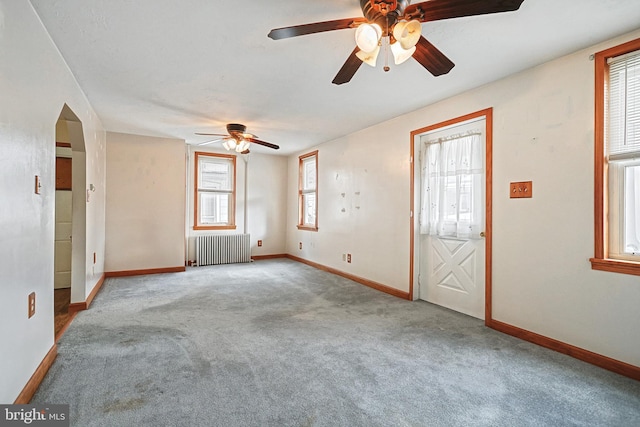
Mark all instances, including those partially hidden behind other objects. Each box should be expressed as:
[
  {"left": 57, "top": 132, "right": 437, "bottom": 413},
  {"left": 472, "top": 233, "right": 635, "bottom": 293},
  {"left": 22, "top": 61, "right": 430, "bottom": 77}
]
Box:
[
  {"left": 591, "top": 37, "right": 640, "bottom": 276},
  {"left": 252, "top": 254, "right": 288, "bottom": 261},
  {"left": 105, "top": 266, "right": 185, "bottom": 278},
  {"left": 69, "top": 273, "right": 106, "bottom": 313},
  {"left": 589, "top": 258, "right": 640, "bottom": 276},
  {"left": 193, "top": 151, "right": 237, "bottom": 230},
  {"left": 408, "top": 108, "right": 493, "bottom": 308},
  {"left": 14, "top": 344, "right": 57, "bottom": 404},
  {"left": 487, "top": 319, "right": 640, "bottom": 381},
  {"left": 193, "top": 225, "right": 237, "bottom": 231},
  {"left": 286, "top": 254, "right": 411, "bottom": 300},
  {"left": 298, "top": 150, "right": 319, "bottom": 230},
  {"left": 55, "top": 142, "right": 72, "bottom": 148},
  {"left": 55, "top": 312, "right": 78, "bottom": 342}
]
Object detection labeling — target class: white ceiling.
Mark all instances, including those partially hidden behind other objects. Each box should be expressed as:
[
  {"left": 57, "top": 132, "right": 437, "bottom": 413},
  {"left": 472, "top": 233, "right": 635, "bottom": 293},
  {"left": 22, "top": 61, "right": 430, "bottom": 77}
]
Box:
[{"left": 31, "top": 0, "right": 640, "bottom": 155}]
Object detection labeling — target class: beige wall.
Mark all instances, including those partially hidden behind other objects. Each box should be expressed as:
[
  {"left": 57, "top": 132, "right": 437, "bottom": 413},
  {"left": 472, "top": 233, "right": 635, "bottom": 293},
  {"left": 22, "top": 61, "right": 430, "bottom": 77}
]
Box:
[
  {"left": 0, "top": 0, "right": 106, "bottom": 403},
  {"left": 105, "top": 132, "right": 186, "bottom": 272},
  {"left": 287, "top": 29, "right": 640, "bottom": 367}
]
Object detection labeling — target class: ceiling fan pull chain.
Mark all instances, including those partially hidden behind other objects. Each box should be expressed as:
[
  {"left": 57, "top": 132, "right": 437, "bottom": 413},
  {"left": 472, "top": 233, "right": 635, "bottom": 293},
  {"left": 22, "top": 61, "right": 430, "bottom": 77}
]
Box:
[
  {"left": 383, "top": 36, "right": 390, "bottom": 72},
  {"left": 383, "top": 16, "right": 390, "bottom": 72}
]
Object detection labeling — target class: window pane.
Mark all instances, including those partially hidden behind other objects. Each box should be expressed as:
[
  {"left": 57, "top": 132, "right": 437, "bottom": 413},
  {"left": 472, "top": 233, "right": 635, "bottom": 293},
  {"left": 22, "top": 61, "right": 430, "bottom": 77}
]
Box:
[
  {"left": 608, "top": 50, "right": 640, "bottom": 157},
  {"left": 458, "top": 174, "right": 473, "bottom": 223},
  {"left": 303, "top": 193, "right": 316, "bottom": 225},
  {"left": 442, "top": 175, "right": 457, "bottom": 223},
  {"left": 624, "top": 165, "right": 640, "bottom": 254},
  {"left": 200, "top": 159, "right": 232, "bottom": 190},
  {"left": 200, "top": 192, "right": 229, "bottom": 224},
  {"left": 303, "top": 157, "right": 316, "bottom": 191}
]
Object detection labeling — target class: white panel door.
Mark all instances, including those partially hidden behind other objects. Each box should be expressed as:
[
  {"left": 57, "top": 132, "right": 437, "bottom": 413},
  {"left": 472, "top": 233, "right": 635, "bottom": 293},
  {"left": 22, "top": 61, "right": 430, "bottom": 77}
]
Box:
[
  {"left": 420, "top": 235, "right": 484, "bottom": 319},
  {"left": 54, "top": 190, "right": 72, "bottom": 289},
  {"left": 417, "top": 118, "right": 486, "bottom": 319}
]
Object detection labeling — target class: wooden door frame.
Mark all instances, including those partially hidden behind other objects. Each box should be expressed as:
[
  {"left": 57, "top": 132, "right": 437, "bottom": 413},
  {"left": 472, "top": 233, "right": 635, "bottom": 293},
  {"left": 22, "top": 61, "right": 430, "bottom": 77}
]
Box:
[{"left": 409, "top": 108, "right": 493, "bottom": 323}]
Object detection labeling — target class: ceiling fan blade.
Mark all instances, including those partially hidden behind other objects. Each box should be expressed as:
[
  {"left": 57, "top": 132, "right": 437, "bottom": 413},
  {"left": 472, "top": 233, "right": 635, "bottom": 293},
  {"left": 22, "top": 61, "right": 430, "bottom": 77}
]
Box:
[
  {"left": 412, "top": 36, "right": 455, "bottom": 76},
  {"left": 241, "top": 149, "right": 250, "bottom": 155},
  {"left": 332, "top": 47, "right": 363, "bottom": 85},
  {"left": 198, "top": 138, "right": 226, "bottom": 146},
  {"left": 404, "top": 0, "right": 524, "bottom": 22},
  {"left": 247, "top": 138, "right": 279, "bottom": 150},
  {"left": 195, "top": 132, "right": 228, "bottom": 137},
  {"left": 268, "top": 18, "right": 366, "bottom": 40}
]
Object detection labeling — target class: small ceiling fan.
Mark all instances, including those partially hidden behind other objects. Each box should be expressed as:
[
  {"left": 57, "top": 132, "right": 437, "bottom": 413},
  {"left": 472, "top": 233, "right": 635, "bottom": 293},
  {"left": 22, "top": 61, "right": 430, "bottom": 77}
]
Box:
[
  {"left": 196, "top": 123, "right": 279, "bottom": 154},
  {"left": 268, "top": 0, "right": 525, "bottom": 85}
]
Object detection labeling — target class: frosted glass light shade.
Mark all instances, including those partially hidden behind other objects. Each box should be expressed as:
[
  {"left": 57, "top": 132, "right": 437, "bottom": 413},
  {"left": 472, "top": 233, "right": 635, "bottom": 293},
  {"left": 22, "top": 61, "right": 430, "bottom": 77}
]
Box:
[
  {"left": 223, "top": 138, "right": 238, "bottom": 151},
  {"left": 240, "top": 140, "right": 251, "bottom": 152},
  {"left": 355, "top": 23, "right": 382, "bottom": 53},
  {"left": 393, "top": 20, "right": 421, "bottom": 50},
  {"left": 391, "top": 42, "right": 416, "bottom": 65},
  {"left": 356, "top": 45, "right": 380, "bottom": 67}
]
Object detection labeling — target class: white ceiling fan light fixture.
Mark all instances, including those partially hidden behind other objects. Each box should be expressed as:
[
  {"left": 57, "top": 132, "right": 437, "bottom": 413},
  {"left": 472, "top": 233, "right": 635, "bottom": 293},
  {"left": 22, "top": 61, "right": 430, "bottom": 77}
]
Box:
[
  {"left": 223, "top": 137, "right": 238, "bottom": 151},
  {"left": 390, "top": 41, "right": 415, "bottom": 65},
  {"left": 237, "top": 139, "right": 251, "bottom": 153},
  {"left": 355, "top": 23, "right": 382, "bottom": 53},
  {"left": 392, "top": 19, "right": 421, "bottom": 50},
  {"left": 356, "top": 44, "right": 381, "bottom": 67},
  {"left": 196, "top": 124, "right": 279, "bottom": 152}
]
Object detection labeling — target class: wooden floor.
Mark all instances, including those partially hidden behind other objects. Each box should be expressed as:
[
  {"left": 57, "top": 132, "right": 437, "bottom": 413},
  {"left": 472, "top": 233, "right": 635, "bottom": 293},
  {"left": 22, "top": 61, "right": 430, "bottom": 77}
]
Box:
[{"left": 54, "top": 288, "right": 73, "bottom": 340}]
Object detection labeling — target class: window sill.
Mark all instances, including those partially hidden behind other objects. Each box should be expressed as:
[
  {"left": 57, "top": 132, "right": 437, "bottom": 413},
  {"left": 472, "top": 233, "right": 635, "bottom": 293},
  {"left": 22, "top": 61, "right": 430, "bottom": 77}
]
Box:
[
  {"left": 297, "top": 225, "right": 318, "bottom": 232},
  {"left": 590, "top": 257, "right": 640, "bottom": 276},
  {"left": 194, "top": 225, "right": 237, "bottom": 231}
]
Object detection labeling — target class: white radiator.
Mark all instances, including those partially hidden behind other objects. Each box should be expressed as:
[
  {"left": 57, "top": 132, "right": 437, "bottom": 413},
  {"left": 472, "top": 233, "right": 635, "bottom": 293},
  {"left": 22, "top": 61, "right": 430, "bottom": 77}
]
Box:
[{"left": 196, "top": 234, "right": 251, "bottom": 266}]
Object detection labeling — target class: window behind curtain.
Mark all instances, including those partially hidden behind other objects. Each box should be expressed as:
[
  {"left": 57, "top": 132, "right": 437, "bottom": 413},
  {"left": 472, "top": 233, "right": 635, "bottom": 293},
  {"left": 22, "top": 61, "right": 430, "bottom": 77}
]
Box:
[
  {"left": 298, "top": 151, "right": 318, "bottom": 230},
  {"left": 195, "top": 152, "right": 236, "bottom": 229},
  {"left": 420, "top": 132, "right": 484, "bottom": 239}
]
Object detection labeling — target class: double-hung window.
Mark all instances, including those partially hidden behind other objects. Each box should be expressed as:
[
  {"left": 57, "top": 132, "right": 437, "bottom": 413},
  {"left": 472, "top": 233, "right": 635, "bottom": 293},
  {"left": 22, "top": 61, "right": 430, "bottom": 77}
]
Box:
[
  {"left": 194, "top": 152, "right": 236, "bottom": 230},
  {"left": 298, "top": 151, "right": 318, "bottom": 231},
  {"left": 592, "top": 38, "right": 640, "bottom": 275}
]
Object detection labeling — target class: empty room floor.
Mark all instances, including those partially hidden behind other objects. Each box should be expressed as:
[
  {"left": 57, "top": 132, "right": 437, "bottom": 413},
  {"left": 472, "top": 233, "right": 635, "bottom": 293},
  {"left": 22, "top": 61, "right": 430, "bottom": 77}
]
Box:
[{"left": 33, "top": 259, "right": 640, "bottom": 426}]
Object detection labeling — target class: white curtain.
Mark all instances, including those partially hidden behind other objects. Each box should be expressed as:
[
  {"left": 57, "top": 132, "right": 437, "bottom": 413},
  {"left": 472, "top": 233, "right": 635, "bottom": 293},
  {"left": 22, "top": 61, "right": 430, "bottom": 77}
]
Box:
[{"left": 420, "top": 132, "right": 484, "bottom": 239}]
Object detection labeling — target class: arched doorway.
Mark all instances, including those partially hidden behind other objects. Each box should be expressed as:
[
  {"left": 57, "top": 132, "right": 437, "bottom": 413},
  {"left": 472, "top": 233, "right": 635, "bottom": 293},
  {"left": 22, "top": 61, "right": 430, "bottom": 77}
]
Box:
[{"left": 53, "top": 105, "right": 86, "bottom": 339}]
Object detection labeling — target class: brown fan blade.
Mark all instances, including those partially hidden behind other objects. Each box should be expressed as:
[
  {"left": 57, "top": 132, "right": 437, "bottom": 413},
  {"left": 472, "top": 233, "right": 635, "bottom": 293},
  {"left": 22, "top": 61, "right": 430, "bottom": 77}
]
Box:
[
  {"left": 247, "top": 138, "right": 279, "bottom": 150},
  {"left": 412, "top": 36, "right": 455, "bottom": 76},
  {"left": 332, "top": 47, "right": 363, "bottom": 85},
  {"left": 195, "top": 132, "right": 228, "bottom": 137},
  {"left": 268, "top": 18, "right": 366, "bottom": 40},
  {"left": 404, "top": 0, "right": 524, "bottom": 22},
  {"left": 241, "top": 149, "right": 250, "bottom": 154}
]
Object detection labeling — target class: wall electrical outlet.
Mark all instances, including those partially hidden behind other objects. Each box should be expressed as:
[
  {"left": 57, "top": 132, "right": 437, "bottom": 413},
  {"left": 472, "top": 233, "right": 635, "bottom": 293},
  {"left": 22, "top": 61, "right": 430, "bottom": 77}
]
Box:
[
  {"left": 257, "top": 240, "right": 263, "bottom": 247},
  {"left": 28, "top": 292, "right": 36, "bottom": 318},
  {"left": 347, "top": 254, "right": 352, "bottom": 263},
  {"left": 299, "top": 242, "right": 302, "bottom": 250}
]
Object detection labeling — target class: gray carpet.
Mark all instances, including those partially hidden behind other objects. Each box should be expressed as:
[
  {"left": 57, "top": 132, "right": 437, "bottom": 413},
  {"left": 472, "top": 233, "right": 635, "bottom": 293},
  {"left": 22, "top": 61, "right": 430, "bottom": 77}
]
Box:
[{"left": 33, "top": 259, "right": 640, "bottom": 426}]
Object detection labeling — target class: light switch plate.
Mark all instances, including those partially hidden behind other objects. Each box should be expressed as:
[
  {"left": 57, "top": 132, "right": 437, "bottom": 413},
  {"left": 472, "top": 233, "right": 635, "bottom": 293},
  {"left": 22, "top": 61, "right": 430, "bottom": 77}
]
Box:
[
  {"left": 28, "top": 292, "right": 36, "bottom": 318},
  {"left": 510, "top": 181, "right": 532, "bottom": 199}
]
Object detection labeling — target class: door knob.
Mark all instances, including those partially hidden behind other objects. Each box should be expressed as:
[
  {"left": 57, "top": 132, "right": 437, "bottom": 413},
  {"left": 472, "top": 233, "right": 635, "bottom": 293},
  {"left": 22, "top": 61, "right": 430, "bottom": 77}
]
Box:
[{"left": 480, "top": 231, "right": 486, "bottom": 238}]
